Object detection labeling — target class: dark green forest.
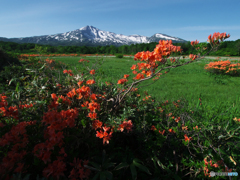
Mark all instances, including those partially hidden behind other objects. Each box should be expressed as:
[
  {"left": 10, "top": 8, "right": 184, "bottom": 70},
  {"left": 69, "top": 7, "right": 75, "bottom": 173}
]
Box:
[{"left": 0, "top": 39, "right": 240, "bottom": 56}]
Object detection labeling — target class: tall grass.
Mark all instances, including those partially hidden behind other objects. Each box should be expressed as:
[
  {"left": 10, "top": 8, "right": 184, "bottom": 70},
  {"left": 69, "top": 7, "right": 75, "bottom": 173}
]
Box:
[{"left": 46, "top": 56, "right": 240, "bottom": 114}]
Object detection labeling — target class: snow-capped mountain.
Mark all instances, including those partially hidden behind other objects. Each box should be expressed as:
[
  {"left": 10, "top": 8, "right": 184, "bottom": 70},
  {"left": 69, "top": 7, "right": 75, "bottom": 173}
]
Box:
[{"left": 1, "top": 25, "right": 187, "bottom": 46}]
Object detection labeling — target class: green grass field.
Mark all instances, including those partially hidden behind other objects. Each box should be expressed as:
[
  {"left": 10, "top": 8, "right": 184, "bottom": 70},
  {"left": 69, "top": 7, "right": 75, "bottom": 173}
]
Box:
[{"left": 43, "top": 56, "right": 240, "bottom": 112}]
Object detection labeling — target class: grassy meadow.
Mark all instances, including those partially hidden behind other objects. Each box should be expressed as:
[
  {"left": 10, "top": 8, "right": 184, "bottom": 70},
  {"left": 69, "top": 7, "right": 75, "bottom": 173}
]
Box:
[{"left": 44, "top": 55, "right": 240, "bottom": 114}]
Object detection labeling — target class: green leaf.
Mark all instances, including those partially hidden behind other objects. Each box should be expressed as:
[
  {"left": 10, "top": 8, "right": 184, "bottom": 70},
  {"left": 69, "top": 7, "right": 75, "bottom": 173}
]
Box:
[
  {"left": 133, "top": 160, "right": 151, "bottom": 175},
  {"left": 130, "top": 164, "right": 137, "bottom": 180},
  {"left": 104, "top": 171, "right": 113, "bottom": 180},
  {"left": 114, "top": 162, "right": 129, "bottom": 171},
  {"left": 35, "top": 101, "right": 46, "bottom": 104},
  {"left": 102, "top": 162, "right": 115, "bottom": 169},
  {"left": 91, "top": 172, "right": 100, "bottom": 180},
  {"left": 33, "top": 157, "right": 41, "bottom": 166},
  {"left": 102, "top": 149, "right": 106, "bottom": 165},
  {"left": 100, "top": 172, "right": 106, "bottom": 180},
  {"left": 84, "top": 164, "right": 101, "bottom": 172},
  {"left": 15, "top": 82, "right": 20, "bottom": 93},
  {"left": 172, "top": 174, "right": 182, "bottom": 180},
  {"left": 8, "top": 78, "right": 18, "bottom": 86},
  {"left": 134, "top": 162, "right": 152, "bottom": 175},
  {"left": 39, "top": 63, "right": 46, "bottom": 70}
]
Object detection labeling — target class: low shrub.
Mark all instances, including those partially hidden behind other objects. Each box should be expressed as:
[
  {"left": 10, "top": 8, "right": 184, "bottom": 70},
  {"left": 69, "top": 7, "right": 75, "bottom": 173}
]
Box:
[{"left": 115, "top": 54, "right": 124, "bottom": 58}]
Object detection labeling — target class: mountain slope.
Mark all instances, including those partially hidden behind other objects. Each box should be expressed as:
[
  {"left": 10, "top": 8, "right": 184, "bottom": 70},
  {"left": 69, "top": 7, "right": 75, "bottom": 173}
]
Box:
[{"left": 0, "top": 25, "right": 187, "bottom": 47}]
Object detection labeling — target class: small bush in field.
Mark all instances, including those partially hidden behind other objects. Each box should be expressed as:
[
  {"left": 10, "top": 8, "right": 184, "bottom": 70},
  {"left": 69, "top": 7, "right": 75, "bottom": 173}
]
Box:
[
  {"left": 0, "top": 48, "right": 23, "bottom": 72},
  {"left": 115, "top": 54, "right": 123, "bottom": 58}
]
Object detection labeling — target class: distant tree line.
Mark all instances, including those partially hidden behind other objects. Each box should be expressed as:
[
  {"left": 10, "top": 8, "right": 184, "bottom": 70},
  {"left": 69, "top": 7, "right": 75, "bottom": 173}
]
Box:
[{"left": 0, "top": 39, "right": 240, "bottom": 56}]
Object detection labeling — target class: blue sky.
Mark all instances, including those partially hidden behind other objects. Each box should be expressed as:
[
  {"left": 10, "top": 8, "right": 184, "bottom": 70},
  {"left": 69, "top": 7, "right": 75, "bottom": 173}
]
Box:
[{"left": 1, "top": 0, "right": 240, "bottom": 43}]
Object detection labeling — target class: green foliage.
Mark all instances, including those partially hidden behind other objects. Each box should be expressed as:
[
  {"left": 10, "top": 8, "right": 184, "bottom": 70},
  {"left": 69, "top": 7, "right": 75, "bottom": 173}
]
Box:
[
  {"left": 115, "top": 54, "right": 124, "bottom": 58},
  {"left": 0, "top": 48, "right": 23, "bottom": 72},
  {"left": 1, "top": 39, "right": 240, "bottom": 56},
  {"left": 0, "top": 54, "right": 240, "bottom": 180}
]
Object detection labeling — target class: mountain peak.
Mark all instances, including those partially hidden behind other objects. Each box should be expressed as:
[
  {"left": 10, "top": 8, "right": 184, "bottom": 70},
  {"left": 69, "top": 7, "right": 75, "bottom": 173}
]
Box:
[
  {"left": 80, "top": 25, "right": 98, "bottom": 31},
  {"left": 2, "top": 26, "right": 187, "bottom": 46}
]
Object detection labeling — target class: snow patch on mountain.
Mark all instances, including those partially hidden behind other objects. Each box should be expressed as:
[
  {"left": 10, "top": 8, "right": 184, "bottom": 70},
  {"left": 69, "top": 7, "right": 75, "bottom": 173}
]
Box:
[{"left": 4, "top": 25, "right": 187, "bottom": 46}]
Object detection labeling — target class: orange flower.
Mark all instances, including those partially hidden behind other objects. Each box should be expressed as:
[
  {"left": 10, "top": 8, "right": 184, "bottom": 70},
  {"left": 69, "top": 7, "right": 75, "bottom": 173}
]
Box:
[
  {"left": 123, "top": 120, "right": 133, "bottom": 133},
  {"left": 131, "top": 65, "right": 137, "bottom": 70},
  {"left": 193, "top": 126, "right": 201, "bottom": 130},
  {"left": 132, "top": 70, "right": 138, "bottom": 74},
  {"left": 90, "top": 69, "right": 95, "bottom": 75},
  {"left": 151, "top": 125, "right": 157, "bottom": 131},
  {"left": 123, "top": 74, "right": 129, "bottom": 79},
  {"left": 86, "top": 80, "right": 95, "bottom": 85},
  {"left": 88, "top": 101, "right": 100, "bottom": 112},
  {"left": 159, "top": 129, "right": 165, "bottom": 135},
  {"left": 175, "top": 117, "right": 181, "bottom": 123},
  {"left": 102, "top": 126, "right": 111, "bottom": 132},
  {"left": 133, "top": 73, "right": 145, "bottom": 80},
  {"left": 88, "top": 112, "right": 97, "bottom": 120},
  {"left": 78, "top": 59, "right": 85, "bottom": 62},
  {"left": 117, "top": 124, "right": 125, "bottom": 132},
  {"left": 191, "top": 40, "right": 199, "bottom": 46},
  {"left": 182, "top": 124, "right": 188, "bottom": 130},
  {"left": 96, "top": 130, "right": 107, "bottom": 138},
  {"left": 168, "top": 129, "right": 175, "bottom": 133},
  {"left": 92, "top": 120, "right": 103, "bottom": 130},
  {"left": 77, "top": 80, "right": 84, "bottom": 86},
  {"left": 63, "top": 70, "right": 68, "bottom": 74},
  {"left": 184, "top": 134, "right": 192, "bottom": 142},
  {"left": 189, "top": 54, "right": 198, "bottom": 61},
  {"left": 117, "top": 79, "right": 128, "bottom": 84}
]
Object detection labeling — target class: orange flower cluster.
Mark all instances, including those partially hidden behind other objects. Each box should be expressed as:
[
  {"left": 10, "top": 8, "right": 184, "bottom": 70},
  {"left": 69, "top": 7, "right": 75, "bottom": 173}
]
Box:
[
  {"left": 174, "top": 117, "right": 181, "bottom": 123},
  {"left": 45, "top": 58, "right": 55, "bottom": 64},
  {"left": 117, "top": 74, "right": 131, "bottom": 84},
  {"left": 117, "top": 120, "right": 133, "bottom": 133},
  {"left": 117, "top": 79, "right": 128, "bottom": 85},
  {"left": 105, "top": 82, "right": 112, "bottom": 86},
  {"left": 131, "top": 40, "right": 181, "bottom": 81},
  {"left": 193, "top": 126, "right": 201, "bottom": 130},
  {"left": 189, "top": 54, "right": 198, "bottom": 61},
  {"left": 130, "top": 88, "right": 138, "bottom": 92},
  {"left": 78, "top": 59, "right": 89, "bottom": 63},
  {"left": 191, "top": 40, "right": 199, "bottom": 46},
  {"left": 203, "top": 157, "right": 232, "bottom": 177},
  {"left": 187, "top": 32, "right": 230, "bottom": 63},
  {"left": 0, "top": 94, "right": 35, "bottom": 120},
  {"left": 168, "top": 129, "right": 175, "bottom": 134},
  {"left": 204, "top": 60, "right": 240, "bottom": 74},
  {"left": 142, "top": 96, "right": 151, "bottom": 101},
  {"left": 182, "top": 124, "right": 188, "bottom": 131},
  {"left": 0, "top": 82, "right": 105, "bottom": 179},
  {"left": 184, "top": 134, "right": 192, "bottom": 142},
  {"left": 63, "top": 69, "right": 74, "bottom": 76},
  {"left": 172, "top": 101, "right": 179, "bottom": 108},
  {"left": 207, "top": 32, "right": 230, "bottom": 45},
  {"left": 86, "top": 80, "right": 95, "bottom": 85},
  {"left": 233, "top": 117, "right": 240, "bottom": 122},
  {"left": 96, "top": 126, "right": 113, "bottom": 145},
  {"left": 89, "top": 69, "right": 95, "bottom": 75},
  {"left": 93, "top": 120, "right": 133, "bottom": 144},
  {"left": 134, "top": 40, "right": 181, "bottom": 62}
]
